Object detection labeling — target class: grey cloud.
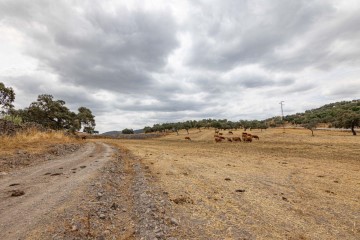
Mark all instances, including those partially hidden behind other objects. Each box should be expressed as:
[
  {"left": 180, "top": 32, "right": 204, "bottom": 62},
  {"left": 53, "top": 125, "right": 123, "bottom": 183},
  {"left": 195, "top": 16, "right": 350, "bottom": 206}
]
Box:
[
  {"left": 1, "top": 0, "right": 179, "bottom": 94},
  {"left": 185, "top": 0, "right": 360, "bottom": 73}
]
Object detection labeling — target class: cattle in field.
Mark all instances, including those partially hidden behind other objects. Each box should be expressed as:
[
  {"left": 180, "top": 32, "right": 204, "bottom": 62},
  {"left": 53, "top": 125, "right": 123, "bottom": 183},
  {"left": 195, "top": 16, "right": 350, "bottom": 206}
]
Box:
[
  {"left": 185, "top": 137, "right": 191, "bottom": 140},
  {"left": 227, "top": 137, "right": 233, "bottom": 142},
  {"left": 232, "top": 137, "right": 241, "bottom": 142},
  {"left": 228, "top": 131, "right": 233, "bottom": 134},
  {"left": 252, "top": 135, "right": 259, "bottom": 140},
  {"left": 243, "top": 136, "right": 252, "bottom": 142},
  {"left": 214, "top": 137, "right": 223, "bottom": 142}
]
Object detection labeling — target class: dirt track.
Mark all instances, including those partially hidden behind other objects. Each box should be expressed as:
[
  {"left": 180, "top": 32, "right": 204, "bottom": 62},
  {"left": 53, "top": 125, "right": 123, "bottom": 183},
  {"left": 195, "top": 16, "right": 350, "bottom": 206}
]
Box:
[{"left": 0, "top": 142, "right": 114, "bottom": 240}]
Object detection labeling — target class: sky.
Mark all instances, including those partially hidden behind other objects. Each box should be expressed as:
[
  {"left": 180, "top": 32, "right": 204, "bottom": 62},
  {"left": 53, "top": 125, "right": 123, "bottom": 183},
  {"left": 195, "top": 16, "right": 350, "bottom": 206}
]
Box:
[{"left": 1, "top": 0, "right": 360, "bottom": 133}]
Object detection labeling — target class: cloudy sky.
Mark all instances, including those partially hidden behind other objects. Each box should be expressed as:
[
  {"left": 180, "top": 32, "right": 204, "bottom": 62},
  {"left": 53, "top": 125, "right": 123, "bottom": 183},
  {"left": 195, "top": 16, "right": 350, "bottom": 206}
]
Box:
[{"left": 1, "top": 0, "right": 360, "bottom": 132}]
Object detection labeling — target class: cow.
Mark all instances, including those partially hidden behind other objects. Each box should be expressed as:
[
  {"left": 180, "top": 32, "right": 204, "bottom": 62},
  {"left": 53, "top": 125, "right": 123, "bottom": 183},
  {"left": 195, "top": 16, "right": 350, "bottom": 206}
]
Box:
[
  {"left": 252, "top": 135, "right": 260, "bottom": 140},
  {"left": 228, "top": 131, "right": 233, "bottom": 134},
  {"left": 243, "top": 136, "right": 252, "bottom": 142},
  {"left": 81, "top": 136, "right": 87, "bottom": 140},
  {"left": 214, "top": 137, "right": 223, "bottom": 142},
  {"left": 185, "top": 136, "right": 191, "bottom": 141},
  {"left": 232, "top": 137, "right": 241, "bottom": 142}
]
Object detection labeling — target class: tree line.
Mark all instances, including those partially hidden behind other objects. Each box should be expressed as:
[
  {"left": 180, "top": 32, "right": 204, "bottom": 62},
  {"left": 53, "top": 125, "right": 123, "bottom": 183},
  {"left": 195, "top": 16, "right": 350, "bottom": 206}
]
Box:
[
  {"left": 0, "top": 82, "right": 96, "bottom": 133},
  {"left": 143, "top": 119, "right": 268, "bottom": 135},
  {"left": 143, "top": 100, "right": 360, "bottom": 136}
]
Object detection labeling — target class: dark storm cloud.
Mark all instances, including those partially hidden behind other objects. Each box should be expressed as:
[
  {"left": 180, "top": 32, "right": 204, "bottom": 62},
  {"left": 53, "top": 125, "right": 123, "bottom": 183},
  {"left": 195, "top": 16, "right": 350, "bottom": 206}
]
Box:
[{"left": 0, "top": 0, "right": 179, "bottom": 93}]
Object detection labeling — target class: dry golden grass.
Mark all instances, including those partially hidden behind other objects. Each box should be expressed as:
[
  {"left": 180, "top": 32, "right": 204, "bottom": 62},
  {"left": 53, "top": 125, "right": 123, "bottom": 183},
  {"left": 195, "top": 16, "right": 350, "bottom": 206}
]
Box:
[
  {"left": 104, "top": 128, "right": 360, "bottom": 239},
  {"left": 0, "top": 129, "right": 80, "bottom": 156}
]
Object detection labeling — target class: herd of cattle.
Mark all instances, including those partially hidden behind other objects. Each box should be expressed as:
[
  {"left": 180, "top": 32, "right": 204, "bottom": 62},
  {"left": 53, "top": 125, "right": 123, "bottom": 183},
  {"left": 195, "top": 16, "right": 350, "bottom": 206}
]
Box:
[{"left": 184, "top": 130, "right": 260, "bottom": 143}]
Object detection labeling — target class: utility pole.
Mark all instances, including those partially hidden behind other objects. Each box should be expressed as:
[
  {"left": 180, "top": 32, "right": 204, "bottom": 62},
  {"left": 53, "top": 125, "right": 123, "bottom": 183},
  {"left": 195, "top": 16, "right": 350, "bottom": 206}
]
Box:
[{"left": 279, "top": 101, "right": 285, "bottom": 133}]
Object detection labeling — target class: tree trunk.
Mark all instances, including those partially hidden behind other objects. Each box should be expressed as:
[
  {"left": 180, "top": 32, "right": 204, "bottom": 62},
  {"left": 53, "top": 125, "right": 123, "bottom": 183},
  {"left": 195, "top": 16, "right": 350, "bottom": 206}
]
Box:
[{"left": 351, "top": 123, "right": 356, "bottom": 135}]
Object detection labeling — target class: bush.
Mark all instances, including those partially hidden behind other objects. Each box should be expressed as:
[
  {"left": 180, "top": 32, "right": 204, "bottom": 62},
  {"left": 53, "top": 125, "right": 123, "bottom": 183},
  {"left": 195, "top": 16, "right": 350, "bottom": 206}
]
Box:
[{"left": 121, "top": 128, "right": 134, "bottom": 134}]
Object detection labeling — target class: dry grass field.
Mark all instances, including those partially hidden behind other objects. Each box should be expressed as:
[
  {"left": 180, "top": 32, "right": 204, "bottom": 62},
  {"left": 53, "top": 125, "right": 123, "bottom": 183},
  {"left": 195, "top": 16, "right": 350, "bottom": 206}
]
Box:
[
  {"left": 104, "top": 128, "right": 360, "bottom": 239},
  {"left": 0, "top": 129, "right": 80, "bottom": 156}
]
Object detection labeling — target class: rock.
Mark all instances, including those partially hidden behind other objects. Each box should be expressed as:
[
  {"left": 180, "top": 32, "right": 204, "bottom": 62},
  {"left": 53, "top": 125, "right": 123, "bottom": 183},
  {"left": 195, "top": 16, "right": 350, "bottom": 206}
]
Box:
[
  {"left": 235, "top": 189, "right": 246, "bottom": 193},
  {"left": 97, "top": 192, "right": 103, "bottom": 197},
  {"left": 9, "top": 183, "right": 20, "bottom": 187},
  {"left": 111, "top": 202, "right": 118, "bottom": 210},
  {"left": 11, "top": 190, "right": 25, "bottom": 197},
  {"left": 170, "top": 218, "right": 179, "bottom": 226},
  {"left": 99, "top": 213, "right": 106, "bottom": 219},
  {"left": 50, "top": 173, "right": 62, "bottom": 176}
]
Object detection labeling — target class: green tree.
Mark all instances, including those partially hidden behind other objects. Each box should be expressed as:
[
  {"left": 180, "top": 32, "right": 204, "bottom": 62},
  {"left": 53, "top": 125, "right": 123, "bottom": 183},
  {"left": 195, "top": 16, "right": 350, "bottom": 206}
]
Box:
[
  {"left": 0, "top": 82, "right": 15, "bottom": 115},
  {"left": 303, "top": 118, "right": 319, "bottom": 136},
  {"left": 20, "top": 94, "right": 77, "bottom": 131},
  {"left": 77, "top": 107, "right": 96, "bottom": 133},
  {"left": 122, "top": 128, "right": 134, "bottom": 134},
  {"left": 334, "top": 110, "right": 360, "bottom": 136}
]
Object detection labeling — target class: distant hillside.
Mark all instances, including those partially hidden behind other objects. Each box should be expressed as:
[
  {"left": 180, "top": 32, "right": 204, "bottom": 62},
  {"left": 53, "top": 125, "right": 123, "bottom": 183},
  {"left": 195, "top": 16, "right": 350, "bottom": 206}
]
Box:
[
  {"left": 141, "top": 99, "right": 360, "bottom": 135},
  {"left": 283, "top": 99, "right": 360, "bottom": 125},
  {"left": 101, "top": 129, "right": 144, "bottom": 136}
]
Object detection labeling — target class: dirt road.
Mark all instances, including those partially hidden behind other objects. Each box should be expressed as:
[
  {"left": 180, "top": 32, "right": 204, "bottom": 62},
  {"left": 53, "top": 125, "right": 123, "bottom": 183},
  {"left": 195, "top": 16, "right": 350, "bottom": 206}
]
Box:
[{"left": 0, "top": 142, "right": 115, "bottom": 240}]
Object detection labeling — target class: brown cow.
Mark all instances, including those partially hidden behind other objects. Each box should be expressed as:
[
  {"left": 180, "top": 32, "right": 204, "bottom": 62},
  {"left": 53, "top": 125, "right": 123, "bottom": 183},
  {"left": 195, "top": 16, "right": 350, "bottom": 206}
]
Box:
[
  {"left": 252, "top": 135, "right": 259, "bottom": 140},
  {"left": 185, "top": 137, "right": 191, "bottom": 141},
  {"left": 214, "top": 137, "right": 223, "bottom": 142},
  {"left": 232, "top": 137, "right": 241, "bottom": 142},
  {"left": 243, "top": 136, "right": 252, "bottom": 142}
]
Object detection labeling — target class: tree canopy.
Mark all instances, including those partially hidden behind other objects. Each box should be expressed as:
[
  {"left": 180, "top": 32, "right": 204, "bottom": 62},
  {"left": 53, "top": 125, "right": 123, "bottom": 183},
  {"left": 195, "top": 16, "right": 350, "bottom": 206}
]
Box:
[
  {"left": 0, "top": 82, "right": 15, "bottom": 115},
  {"left": 8, "top": 92, "right": 96, "bottom": 133}
]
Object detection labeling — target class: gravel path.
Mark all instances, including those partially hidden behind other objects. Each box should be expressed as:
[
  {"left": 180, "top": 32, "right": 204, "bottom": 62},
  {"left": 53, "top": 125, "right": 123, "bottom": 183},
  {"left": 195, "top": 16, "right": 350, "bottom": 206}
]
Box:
[{"left": 0, "top": 142, "right": 114, "bottom": 240}]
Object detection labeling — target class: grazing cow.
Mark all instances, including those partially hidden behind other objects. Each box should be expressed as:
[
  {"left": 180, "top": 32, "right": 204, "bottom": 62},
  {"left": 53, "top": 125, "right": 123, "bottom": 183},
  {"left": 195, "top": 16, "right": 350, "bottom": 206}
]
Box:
[
  {"left": 227, "top": 137, "right": 233, "bottom": 142},
  {"left": 214, "top": 137, "right": 223, "bottom": 142},
  {"left": 243, "top": 136, "right": 252, "bottom": 142},
  {"left": 228, "top": 131, "right": 233, "bottom": 134},
  {"left": 219, "top": 133, "right": 223, "bottom": 135},
  {"left": 185, "top": 136, "right": 191, "bottom": 141},
  {"left": 232, "top": 137, "right": 241, "bottom": 142},
  {"left": 252, "top": 135, "right": 260, "bottom": 140}
]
